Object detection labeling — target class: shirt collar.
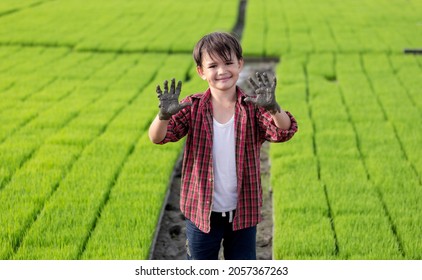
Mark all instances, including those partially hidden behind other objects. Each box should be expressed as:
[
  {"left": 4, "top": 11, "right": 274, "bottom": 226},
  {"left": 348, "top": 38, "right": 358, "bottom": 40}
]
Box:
[{"left": 198, "top": 86, "right": 247, "bottom": 109}]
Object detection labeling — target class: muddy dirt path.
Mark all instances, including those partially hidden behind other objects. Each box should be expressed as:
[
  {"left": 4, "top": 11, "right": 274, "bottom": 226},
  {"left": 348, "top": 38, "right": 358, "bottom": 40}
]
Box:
[{"left": 150, "top": 59, "right": 278, "bottom": 260}]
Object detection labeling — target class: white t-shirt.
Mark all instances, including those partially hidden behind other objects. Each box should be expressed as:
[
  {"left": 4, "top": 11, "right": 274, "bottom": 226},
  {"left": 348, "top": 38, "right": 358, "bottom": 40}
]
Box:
[{"left": 212, "top": 115, "right": 238, "bottom": 212}]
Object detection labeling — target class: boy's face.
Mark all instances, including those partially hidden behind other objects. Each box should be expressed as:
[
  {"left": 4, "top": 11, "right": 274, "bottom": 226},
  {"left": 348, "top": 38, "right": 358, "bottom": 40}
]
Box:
[{"left": 196, "top": 50, "right": 243, "bottom": 94}]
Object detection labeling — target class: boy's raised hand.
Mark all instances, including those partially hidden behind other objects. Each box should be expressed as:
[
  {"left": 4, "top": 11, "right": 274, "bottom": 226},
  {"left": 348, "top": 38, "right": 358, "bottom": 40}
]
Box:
[
  {"left": 156, "top": 78, "right": 191, "bottom": 120},
  {"left": 245, "top": 72, "right": 281, "bottom": 114}
]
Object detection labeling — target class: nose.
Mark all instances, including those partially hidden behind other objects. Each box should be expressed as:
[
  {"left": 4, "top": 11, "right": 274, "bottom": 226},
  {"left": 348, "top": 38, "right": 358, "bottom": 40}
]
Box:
[{"left": 217, "top": 65, "right": 227, "bottom": 75}]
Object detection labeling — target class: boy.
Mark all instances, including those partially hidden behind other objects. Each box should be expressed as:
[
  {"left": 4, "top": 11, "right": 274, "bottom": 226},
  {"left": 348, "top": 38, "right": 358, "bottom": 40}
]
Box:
[{"left": 148, "top": 32, "right": 297, "bottom": 260}]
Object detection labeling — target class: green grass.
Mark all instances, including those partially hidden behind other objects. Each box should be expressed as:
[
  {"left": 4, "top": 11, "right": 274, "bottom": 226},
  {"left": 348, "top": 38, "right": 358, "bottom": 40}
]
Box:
[
  {"left": 0, "top": 0, "right": 420, "bottom": 260},
  {"left": 271, "top": 50, "right": 421, "bottom": 259},
  {"left": 0, "top": 0, "right": 238, "bottom": 53},
  {"left": 243, "top": 0, "right": 422, "bottom": 56}
]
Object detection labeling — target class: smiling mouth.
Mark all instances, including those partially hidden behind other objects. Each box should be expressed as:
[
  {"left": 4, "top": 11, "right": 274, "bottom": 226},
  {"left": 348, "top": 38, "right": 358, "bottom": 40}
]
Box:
[{"left": 217, "top": 76, "right": 232, "bottom": 81}]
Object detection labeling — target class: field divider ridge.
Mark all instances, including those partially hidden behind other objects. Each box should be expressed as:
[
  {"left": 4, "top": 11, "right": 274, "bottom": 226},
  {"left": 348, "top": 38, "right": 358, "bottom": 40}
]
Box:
[
  {"left": 303, "top": 56, "right": 340, "bottom": 257},
  {"left": 336, "top": 53, "right": 407, "bottom": 258}
]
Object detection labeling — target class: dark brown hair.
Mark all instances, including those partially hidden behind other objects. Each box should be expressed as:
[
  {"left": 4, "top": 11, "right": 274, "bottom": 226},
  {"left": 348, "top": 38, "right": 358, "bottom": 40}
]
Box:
[{"left": 193, "top": 32, "right": 243, "bottom": 67}]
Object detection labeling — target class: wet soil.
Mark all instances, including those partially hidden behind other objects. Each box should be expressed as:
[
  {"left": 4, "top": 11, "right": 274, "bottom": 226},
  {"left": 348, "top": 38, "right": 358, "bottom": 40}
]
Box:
[{"left": 150, "top": 60, "right": 278, "bottom": 260}]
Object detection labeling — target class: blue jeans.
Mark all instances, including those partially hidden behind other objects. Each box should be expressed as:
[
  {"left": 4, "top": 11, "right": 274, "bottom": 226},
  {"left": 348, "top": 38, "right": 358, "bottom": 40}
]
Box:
[{"left": 185, "top": 211, "right": 257, "bottom": 260}]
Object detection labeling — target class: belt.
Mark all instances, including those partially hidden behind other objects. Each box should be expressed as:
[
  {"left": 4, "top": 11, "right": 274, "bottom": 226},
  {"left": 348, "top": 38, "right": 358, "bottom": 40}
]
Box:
[{"left": 212, "top": 209, "right": 236, "bottom": 223}]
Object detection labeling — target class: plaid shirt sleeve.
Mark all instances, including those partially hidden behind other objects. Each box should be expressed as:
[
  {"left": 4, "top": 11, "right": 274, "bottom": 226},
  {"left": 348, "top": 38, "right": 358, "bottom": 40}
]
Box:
[
  {"left": 158, "top": 96, "right": 192, "bottom": 144},
  {"left": 256, "top": 107, "right": 298, "bottom": 143}
]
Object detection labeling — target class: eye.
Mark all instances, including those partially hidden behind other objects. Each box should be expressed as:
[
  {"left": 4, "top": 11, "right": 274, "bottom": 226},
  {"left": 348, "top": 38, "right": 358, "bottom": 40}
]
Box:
[{"left": 226, "top": 61, "right": 233, "bottom": 65}]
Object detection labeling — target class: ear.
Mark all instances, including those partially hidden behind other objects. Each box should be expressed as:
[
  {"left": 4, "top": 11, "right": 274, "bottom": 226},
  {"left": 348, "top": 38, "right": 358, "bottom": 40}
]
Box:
[
  {"left": 238, "top": 58, "right": 244, "bottom": 70},
  {"left": 196, "top": 65, "right": 206, "bottom": 80}
]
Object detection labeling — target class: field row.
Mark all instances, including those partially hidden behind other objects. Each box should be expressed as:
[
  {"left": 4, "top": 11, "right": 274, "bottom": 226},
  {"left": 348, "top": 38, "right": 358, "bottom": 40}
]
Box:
[
  {"left": 0, "top": 0, "right": 237, "bottom": 53},
  {"left": 242, "top": 0, "right": 421, "bottom": 56},
  {"left": 0, "top": 47, "right": 207, "bottom": 259},
  {"left": 0, "top": 0, "right": 421, "bottom": 260},
  {"left": 271, "top": 52, "right": 421, "bottom": 259},
  {"left": 0, "top": 0, "right": 51, "bottom": 16},
  {"left": 3, "top": 0, "right": 419, "bottom": 56}
]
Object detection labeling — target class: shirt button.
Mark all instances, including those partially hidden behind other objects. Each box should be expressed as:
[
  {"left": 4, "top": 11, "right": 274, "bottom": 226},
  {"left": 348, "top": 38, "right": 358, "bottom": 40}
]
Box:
[{"left": 209, "top": 178, "right": 213, "bottom": 182}]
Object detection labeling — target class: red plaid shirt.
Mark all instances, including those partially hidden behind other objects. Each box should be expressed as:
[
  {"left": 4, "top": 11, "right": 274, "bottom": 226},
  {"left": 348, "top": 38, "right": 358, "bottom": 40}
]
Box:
[{"left": 159, "top": 87, "right": 297, "bottom": 233}]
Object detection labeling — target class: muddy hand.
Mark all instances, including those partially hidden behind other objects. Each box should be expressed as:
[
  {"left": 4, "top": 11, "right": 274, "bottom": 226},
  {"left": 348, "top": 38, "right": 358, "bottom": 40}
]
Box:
[
  {"left": 156, "top": 78, "right": 191, "bottom": 120},
  {"left": 245, "top": 72, "right": 281, "bottom": 114}
]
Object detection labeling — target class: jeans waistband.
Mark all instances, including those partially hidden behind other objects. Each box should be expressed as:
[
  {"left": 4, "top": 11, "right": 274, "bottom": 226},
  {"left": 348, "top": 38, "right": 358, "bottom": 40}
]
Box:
[{"left": 211, "top": 209, "right": 236, "bottom": 223}]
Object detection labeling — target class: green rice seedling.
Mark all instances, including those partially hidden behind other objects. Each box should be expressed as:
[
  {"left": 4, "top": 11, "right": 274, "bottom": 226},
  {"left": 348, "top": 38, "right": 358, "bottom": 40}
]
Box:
[
  {"left": 175, "top": 79, "right": 204, "bottom": 101},
  {"left": 393, "top": 122, "right": 422, "bottom": 177},
  {"left": 244, "top": 0, "right": 421, "bottom": 55},
  {"left": 81, "top": 134, "right": 184, "bottom": 259},
  {"left": 389, "top": 54, "right": 422, "bottom": 73},
  {"left": 289, "top": 32, "right": 315, "bottom": 54},
  {"left": 365, "top": 157, "right": 419, "bottom": 187},
  {"left": 0, "top": 144, "right": 80, "bottom": 259},
  {"left": 362, "top": 58, "right": 421, "bottom": 169},
  {"left": 0, "top": 75, "right": 51, "bottom": 101},
  {"left": 272, "top": 166, "right": 327, "bottom": 216},
  {"left": 13, "top": 48, "right": 70, "bottom": 76},
  {"left": 3, "top": 52, "right": 171, "bottom": 258},
  {"left": 364, "top": 154, "right": 411, "bottom": 185},
  {"left": 319, "top": 156, "right": 367, "bottom": 185},
  {"left": 48, "top": 52, "right": 94, "bottom": 75},
  {"left": 307, "top": 54, "right": 335, "bottom": 81},
  {"left": 24, "top": 99, "right": 87, "bottom": 130},
  {"left": 29, "top": 80, "right": 76, "bottom": 103},
  {"left": 356, "top": 121, "right": 403, "bottom": 159},
  {"left": 0, "top": 127, "right": 54, "bottom": 190},
  {"left": 327, "top": 181, "right": 385, "bottom": 217},
  {"left": 0, "top": 0, "right": 420, "bottom": 261},
  {"left": 311, "top": 97, "right": 349, "bottom": 126},
  {"left": 335, "top": 214, "right": 402, "bottom": 259},
  {"left": 337, "top": 81, "right": 386, "bottom": 122},
  {"left": 242, "top": 0, "right": 266, "bottom": 56},
  {"left": 106, "top": 53, "right": 168, "bottom": 93},
  {"left": 310, "top": 27, "right": 338, "bottom": 54},
  {"left": 0, "top": 0, "right": 37, "bottom": 14},
  {"left": 273, "top": 211, "right": 335, "bottom": 259},
  {"left": 0, "top": 103, "right": 41, "bottom": 142},
  {"left": 0, "top": 47, "right": 21, "bottom": 67},
  {"left": 0, "top": 47, "right": 44, "bottom": 73},
  {"left": 264, "top": 1, "right": 289, "bottom": 56},
  {"left": 154, "top": 54, "right": 193, "bottom": 82},
  {"left": 271, "top": 127, "right": 312, "bottom": 159},
  {"left": 380, "top": 181, "right": 421, "bottom": 219},
  {"left": 8, "top": 49, "right": 191, "bottom": 259},
  {"left": 61, "top": 54, "right": 117, "bottom": 81},
  {"left": 278, "top": 66, "right": 307, "bottom": 87},
  {"left": 277, "top": 83, "right": 308, "bottom": 117},
  {"left": 336, "top": 54, "right": 363, "bottom": 75},
  {"left": 271, "top": 154, "right": 330, "bottom": 259},
  {"left": 394, "top": 216, "right": 422, "bottom": 260},
  {"left": 170, "top": 2, "right": 237, "bottom": 52},
  {"left": 0, "top": 77, "right": 14, "bottom": 93},
  {"left": 47, "top": 127, "right": 101, "bottom": 147},
  {"left": 13, "top": 134, "right": 138, "bottom": 259},
  {"left": 378, "top": 180, "right": 422, "bottom": 260},
  {"left": 366, "top": 77, "right": 414, "bottom": 117}
]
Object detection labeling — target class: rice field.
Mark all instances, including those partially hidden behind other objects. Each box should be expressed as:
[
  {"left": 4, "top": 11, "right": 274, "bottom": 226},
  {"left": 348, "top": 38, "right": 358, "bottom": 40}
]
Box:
[{"left": 0, "top": 0, "right": 420, "bottom": 260}]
